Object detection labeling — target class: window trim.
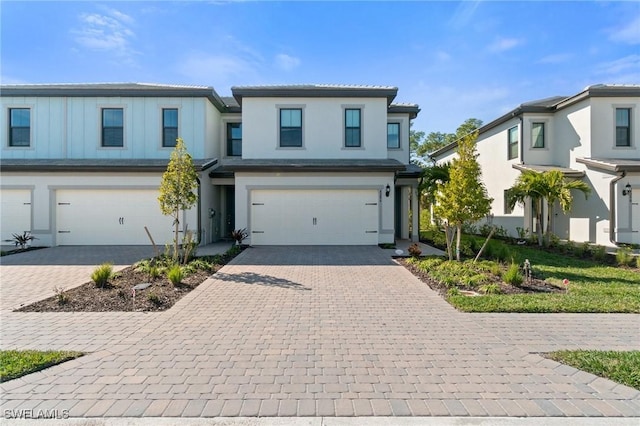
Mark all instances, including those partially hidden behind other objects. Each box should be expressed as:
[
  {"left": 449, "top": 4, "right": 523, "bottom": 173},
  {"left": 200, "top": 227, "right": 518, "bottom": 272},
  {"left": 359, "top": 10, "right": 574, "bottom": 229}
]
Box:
[
  {"left": 531, "top": 122, "right": 545, "bottom": 149},
  {"left": 99, "top": 106, "right": 125, "bottom": 149},
  {"left": 344, "top": 107, "right": 362, "bottom": 148},
  {"left": 277, "top": 106, "right": 304, "bottom": 149},
  {"left": 507, "top": 125, "right": 519, "bottom": 160},
  {"left": 161, "top": 107, "right": 179, "bottom": 148},
  {"left": 226, "top": 122, "right": 242, "bottom": 157},
  {"left": 7, "top": 107, "right": 32, "bottom": 148},
  {"left": 614, "top": 106, "right": 633, "bottom": 148},
  {"left": 387, "top": 122, "right": 401, "bottom": 149}
]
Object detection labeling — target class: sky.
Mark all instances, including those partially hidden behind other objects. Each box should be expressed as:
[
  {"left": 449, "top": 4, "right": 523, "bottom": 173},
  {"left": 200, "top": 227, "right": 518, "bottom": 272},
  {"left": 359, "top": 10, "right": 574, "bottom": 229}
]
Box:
[{"left": 1, "top": 1, "right": 638, "bottom": 134}]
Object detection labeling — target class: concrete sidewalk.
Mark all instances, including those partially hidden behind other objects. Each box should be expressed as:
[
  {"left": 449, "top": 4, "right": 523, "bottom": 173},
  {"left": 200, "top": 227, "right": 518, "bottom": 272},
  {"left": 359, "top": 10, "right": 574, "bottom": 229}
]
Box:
[{"left": 0, "top": 245, "right": 639, "bottom": 419}]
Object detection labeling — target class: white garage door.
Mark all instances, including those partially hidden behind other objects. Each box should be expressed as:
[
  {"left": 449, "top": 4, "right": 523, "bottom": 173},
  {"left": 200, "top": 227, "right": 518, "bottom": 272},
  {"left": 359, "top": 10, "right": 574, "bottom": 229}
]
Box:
[
  {"left": 56, "top": 189, "right": 176, "bottom": 245},
  {"left": 250, "top": 189, "right": 379, "bottom": 245},
  {"left": 0, "top": 189, "right": 31, "bottom": 243}
]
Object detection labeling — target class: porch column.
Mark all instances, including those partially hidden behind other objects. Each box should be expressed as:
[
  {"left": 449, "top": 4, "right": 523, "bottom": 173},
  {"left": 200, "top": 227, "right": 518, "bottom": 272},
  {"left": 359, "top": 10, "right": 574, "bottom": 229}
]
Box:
[
  {"left": 411, "top": 185, "right": 419, "bottom": 242},
  {"left": 401, "top": 186, "right": 410, "bottom": 239}
]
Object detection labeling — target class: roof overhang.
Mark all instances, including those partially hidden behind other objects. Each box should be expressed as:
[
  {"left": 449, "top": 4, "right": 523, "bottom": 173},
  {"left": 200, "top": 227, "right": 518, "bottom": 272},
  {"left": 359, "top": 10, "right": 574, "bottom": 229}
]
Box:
[
  {"left": 575, "top": 157, "right": 640, "bottom": 173},
  {"left": 512, "top": 163, "right": 586, "bottom": 178},
  {"left": 209, "top": 158, "right": 408, "bottom": 177},
  {"left": 231, "top": 85, "right": 398, "bottom": 105},
  {"left": 0, "top": 158, "right": 218, "bottom": 173}
]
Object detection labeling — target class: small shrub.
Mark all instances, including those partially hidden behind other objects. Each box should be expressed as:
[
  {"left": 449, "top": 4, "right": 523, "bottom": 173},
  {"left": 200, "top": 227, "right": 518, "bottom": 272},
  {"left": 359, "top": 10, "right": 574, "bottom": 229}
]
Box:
[
  {"left": 616, "top": 247, "right": 634, "bottom": 267},
  {"left": 408, "top": 243, "right": 422, "bottom": 258},
  {"left": 167, "top": 264, "right": 184, "bottom": 286},
  {"left": 91, "top": 263, "right": 113, "bottom": 288},
  {"left": 578, "top": 241, "right": 592, "bottom": 258},
  {"left": 460, "top": 273, "right": 488, "bottom": 288},
  {"left": 636, "top": 256, "right": 640, "bottom": 269},
  {"left": 52, "top": 286, "right": 68, "bottom": 305},
  {"left": 592, "top": 245, "right": 607, "bottom": 262},
  {"left": 416, "top": 257, "right": 444, "bottom": 273},
  {"left": 563, "top": 240, "right": 576, "bottom": 255},
  {"left": 231, "top": 228, "right": 249, "bottom": 245},
  {"left": 447, "top": 287, "right": 461, "bottom": 297},
  {"left": 479, "top": 283, "right": 502, "bottom": 295},
  {"left": 5, "top": 231, "right": 38, "bottom": 250},
  {"left": 147, "top": 292, "right": 162, "bottom": 306},
  {"left": 503, "top": 262, "right": 523, "bottom": 286}
]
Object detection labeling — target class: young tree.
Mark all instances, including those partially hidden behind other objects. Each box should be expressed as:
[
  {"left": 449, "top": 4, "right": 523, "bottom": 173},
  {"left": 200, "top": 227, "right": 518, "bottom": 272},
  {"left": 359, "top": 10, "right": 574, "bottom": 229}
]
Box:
[
  {"left": 506, "top": 170, "right": 546, "bottom": 246},
  {"left": 433, "top": 132, "right": 492, "bottom": 261},
  {"left": 158, "top": 138, "right": 198, "bottom": 262},
  {"left": 541, "top": 170, "right": 591, "bottom": 245}
]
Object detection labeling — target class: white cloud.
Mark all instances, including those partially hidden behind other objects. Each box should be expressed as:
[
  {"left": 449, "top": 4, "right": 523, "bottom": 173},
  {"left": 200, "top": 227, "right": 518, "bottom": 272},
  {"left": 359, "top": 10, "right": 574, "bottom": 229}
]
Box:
[
  {"left": 608, "top": 15, "right": 640, "bottom": 45},
  {"left": 448, "top": 0, "right": 481, "bottom": 30},
  {"left": 177, "top": 52, "right": 260, "bottom": 86},
  {"left": 595, "top": 54, "right": 640, "bottom": 81},
  {"left": 537, "top": 53, "right": 573, "bottom": 64},
  {"left": 487, "top": 37, "right": 522, "bottom": 53},
  {"left": 275, "top": 54, "right": 301, "bottom": 71},
  {"left": 435, "top": 51, "right": 451, "bottom": 62},
  {"left": 72, "top": 8, "right": 137, "bottom": 60}
]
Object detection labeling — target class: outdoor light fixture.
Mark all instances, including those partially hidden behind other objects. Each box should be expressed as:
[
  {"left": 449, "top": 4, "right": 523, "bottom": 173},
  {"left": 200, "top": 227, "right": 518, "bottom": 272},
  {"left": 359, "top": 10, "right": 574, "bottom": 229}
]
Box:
[
  {"left": 385, "top": 184, "right": 391, "bottom": 197},
  {"left": 622, "top": 183, "right": 632, "bottom": 196}
]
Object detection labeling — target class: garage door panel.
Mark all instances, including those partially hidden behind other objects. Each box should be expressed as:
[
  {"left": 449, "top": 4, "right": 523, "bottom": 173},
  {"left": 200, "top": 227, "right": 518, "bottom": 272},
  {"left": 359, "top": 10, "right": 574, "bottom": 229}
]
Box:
[
  {"left": 250, "top": 189, "right": 379, "bottom": 245},
  {"left": 57, "top": 189, "right": 175, "bottom": 245},
  {"left": 0, "top": 190, "right": 31, "bottom": 242}
]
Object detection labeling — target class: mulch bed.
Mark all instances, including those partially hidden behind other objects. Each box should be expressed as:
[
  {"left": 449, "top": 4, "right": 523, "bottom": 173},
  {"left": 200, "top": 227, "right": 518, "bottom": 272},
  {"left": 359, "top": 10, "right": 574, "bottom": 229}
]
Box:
[
  {"left": 17, "top": 249, "right": 243, "bottom": 313},
  {"left": 399, "top": 258, "right": 564, "bottom": 297}
]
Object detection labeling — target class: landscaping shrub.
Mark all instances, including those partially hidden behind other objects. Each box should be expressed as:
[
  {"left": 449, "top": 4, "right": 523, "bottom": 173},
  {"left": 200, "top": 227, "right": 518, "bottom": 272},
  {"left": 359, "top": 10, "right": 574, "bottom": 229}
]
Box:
[
  {"left": 503, "top": 262, "right": 523, "bottom": 286},
  {"left": 91, "top": 263, "right": 113, "bottom": 288},
  {"left": 616, "top": 247, "right": 634, "bottom": 267},
  {"left": 479, "top": 283, "right": 502, "bottom": 295},
  {"left": 408, "top": 243, "right": 422, "bottom": 258},
  {"left": 147, "top": 292, "right": 162, "bottom": 306},
  {"left": 592, "top": 245, "right": 607, "bottom": 262},
  {"left": 167, "top": 264, "right": 184, "bottom": 286},
  {"left": 578, "top": 241, "right": 592, "bottom": 258},
  {"left": 637, "top": 256, "right": 640, "bottom": 269},
  {"left": 417, "top": 257, "right": 444, "bottom": 273}
]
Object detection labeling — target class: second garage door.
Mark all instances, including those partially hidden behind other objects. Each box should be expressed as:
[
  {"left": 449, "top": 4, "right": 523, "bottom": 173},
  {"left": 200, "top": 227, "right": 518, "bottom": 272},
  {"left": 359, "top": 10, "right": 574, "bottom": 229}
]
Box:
[
  {"left": 56, "top": 189, "right": 177, "bottom": 245},
  {"left": 0, "top": 189, "right": 31, "bottom": 243},
  {"left": 250, "top": 189, "right": 379, "bottom": 245}
]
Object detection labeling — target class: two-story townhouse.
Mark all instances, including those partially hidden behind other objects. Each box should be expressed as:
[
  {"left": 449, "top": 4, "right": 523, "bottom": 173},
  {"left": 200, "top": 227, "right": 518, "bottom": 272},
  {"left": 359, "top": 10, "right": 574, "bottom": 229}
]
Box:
[
  {"left": 1, "top": 83, "right": 421, "bottom": 247},
  {"left": 432, "top": 84, "right": 640, "bottom": 246}
]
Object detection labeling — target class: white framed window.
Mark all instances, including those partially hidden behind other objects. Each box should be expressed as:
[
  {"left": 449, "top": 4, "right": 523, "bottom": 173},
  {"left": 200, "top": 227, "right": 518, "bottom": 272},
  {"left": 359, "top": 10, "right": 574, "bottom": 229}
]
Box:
[
  {"left": 162, "top": 108, "right": 179, "bottom": 147},
  {"left": 101, "top": 108, "right": 124, "bottom": 147},
  {"left": 344, "top": 108, "right": 361, "bottom": 147},
  {"left": 387, "top": 122, "right": 400, "bottom": 149},
  {"left": 279, "top": 108, "right": 303, "bottom": 147},
  {"left": 616, "top": 108, "right": 631, "bottom": 147},
  {"left": 531, "top": 122, "right": 545, "bottom": 148},
  {"left": 507, "top": 126, "right": 518, "bottom": 160},
  {"left": 8, "top": 108, "right": 31, "bottom": 147}
]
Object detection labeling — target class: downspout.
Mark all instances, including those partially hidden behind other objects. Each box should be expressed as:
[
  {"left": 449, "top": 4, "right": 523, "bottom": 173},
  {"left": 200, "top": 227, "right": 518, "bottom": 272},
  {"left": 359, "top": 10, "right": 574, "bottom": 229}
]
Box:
[
  {"left": 609, "top": 171, "right": 625, "bottom": 246},
  {"left": 196, "top": 177, "right": 202, "bottom": 245},
  {"left": 518, "top": 115, "right": 524, "bottom": 164}
]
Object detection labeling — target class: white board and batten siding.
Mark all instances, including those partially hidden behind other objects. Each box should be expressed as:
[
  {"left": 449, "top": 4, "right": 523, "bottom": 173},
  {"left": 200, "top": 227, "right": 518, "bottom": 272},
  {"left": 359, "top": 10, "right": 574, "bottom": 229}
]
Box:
[
  {"left": 250, "top": 189, "right": 379, "bottom": 245},
  {"left": 56, "top": 189, "right": 175, "bottom": 245},
  {"left": 0, "top": 189, "right": 32, "bottom": 243}
]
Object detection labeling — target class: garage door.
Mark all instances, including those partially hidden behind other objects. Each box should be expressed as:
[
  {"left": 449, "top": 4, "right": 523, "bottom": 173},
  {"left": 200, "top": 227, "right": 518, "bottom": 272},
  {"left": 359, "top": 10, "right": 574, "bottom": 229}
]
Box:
[
  {"left": 0, "top": 189, "right": 31, "bottom": 243},
  {"left": 250, "top": 189, "right": 379, "bottom": 245},
  {"left": 56, "top": 189, "right": 176, "bottom": 245}
]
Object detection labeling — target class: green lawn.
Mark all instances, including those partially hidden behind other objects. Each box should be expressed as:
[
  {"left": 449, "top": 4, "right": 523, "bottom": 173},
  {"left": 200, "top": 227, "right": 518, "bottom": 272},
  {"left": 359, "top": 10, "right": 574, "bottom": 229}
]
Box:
[
  {"left": 547, "top": 350, "right": 640, "bottom": 390},
  {"left": 427, "top": 243, "right": 640, "bottom": 313},
  {"left": 0, "top": 350, "right": 83, "bottom": 382}
]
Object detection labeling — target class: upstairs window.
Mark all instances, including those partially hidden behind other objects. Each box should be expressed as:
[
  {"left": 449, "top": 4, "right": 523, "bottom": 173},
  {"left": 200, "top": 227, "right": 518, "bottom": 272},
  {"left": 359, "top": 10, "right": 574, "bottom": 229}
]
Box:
[
  {"left": 616, "top": 108, "right": 631, "bottom": 147},
  {"left": 102, "top": 108, "right": 124, "bottom": 147},
  {"left": 9, "top": 108, "right": 30, "bottom": 147},
  {"left": 279, "top": 108, "right": 302, "bottom": 147},
  {"left": 387, "top": 123, "right": 400, "bottom": 149},
  {"left": 531, "top": 122, "right": 545, "bottom": 148},
  {"left": 507, "top": 125, "right": 518, "bottom": 160},
  {"left": 345, "top": 108, "right": 361, "bottom": 147},
  {"left": 227, "top": 122, "right": 242, "bottom": 156},
  {"left": 162, "top": 108, "right": 178, "bottom": 147}
]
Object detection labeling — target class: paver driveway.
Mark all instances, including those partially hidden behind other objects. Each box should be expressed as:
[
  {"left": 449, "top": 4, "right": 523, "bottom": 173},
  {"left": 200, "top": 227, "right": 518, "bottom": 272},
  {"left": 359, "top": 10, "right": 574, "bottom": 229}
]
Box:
[{"left": 1, "top": 246, "right": 639, "bottom": 418}]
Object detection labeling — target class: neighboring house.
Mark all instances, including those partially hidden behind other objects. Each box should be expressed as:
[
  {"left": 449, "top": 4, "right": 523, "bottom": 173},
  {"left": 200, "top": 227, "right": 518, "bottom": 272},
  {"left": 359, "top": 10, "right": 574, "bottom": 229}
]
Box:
[
  {"left": 0, "top": 83, "right": 420, "bottom": 246},
  {"left": 432, "top": 84, "right": 640, "bottom": 247}
]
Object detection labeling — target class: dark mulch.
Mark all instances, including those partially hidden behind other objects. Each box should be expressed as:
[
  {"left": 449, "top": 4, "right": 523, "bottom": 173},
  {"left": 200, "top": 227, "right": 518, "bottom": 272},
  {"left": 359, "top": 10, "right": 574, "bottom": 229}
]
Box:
[
  {"left": 1, "top": 246, "right": 47, "bottom": 257},
  {"left": 399, "top": 258, "right": 564, "bottom": 297},
  {"left": 17, "top": 249, "right": 243, "bottom": 313}
]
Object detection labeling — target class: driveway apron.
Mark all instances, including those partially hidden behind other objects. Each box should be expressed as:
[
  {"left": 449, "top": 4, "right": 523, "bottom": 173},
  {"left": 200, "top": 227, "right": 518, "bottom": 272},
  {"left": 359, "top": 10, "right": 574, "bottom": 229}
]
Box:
[{"left": 1, "top": 246, "right": 639, "bottom": 418}]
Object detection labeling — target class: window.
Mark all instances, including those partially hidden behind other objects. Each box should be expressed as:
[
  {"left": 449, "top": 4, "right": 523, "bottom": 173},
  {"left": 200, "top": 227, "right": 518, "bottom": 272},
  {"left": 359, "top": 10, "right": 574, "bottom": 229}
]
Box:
[
  {"left": 387, "top": 123, "right": 400, "bottom": 149},
  {"left": 279, "top": 108, "right": 302, "bottom": 147},
  {"left": 8, "top": 108, "right": 30, "bottom": 147},
  {"left": 508, "top": 126, "right": 518, "bottom": 160},
  {"left": 616, "top": 108, "right": 631, "bottom": 147},
  {"left": 504, "top": 190, "right": 513, "bottom": 214},
  {"left": 227, "top": 122, "right": 242, "bottom": 156},
  {"left": 345, "top": 108, "right": 361, "bottom": 147},
  {"left": 102, "top": 108, "right": 123, "bottom": 147},
  {"left": 162, "top": 108, "right": 178, "bottom": 147},
  {"left": 531, "top": 122, "right": 545, "bottom": 148}
]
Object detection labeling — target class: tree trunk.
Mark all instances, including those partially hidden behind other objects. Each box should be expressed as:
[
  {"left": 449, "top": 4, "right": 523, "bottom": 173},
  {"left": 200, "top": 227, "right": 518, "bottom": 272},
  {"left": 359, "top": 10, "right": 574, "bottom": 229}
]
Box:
[
  {"left": 536, "top": 199, "right": 543, "bottom": 247},
  {"left": 443, "top": 224, "right": 453, "bottom": 261},
  {"left": 174, "top": 209, "right": 180, "bottom": 262},
  {"left": 456, "top": 223, "right": 462, "bottom": 261},
  {"left": 474, "top": 226, "right": 496, "bottom": 263},
  {"left": 545, "top": 201, "right": 553, "bottom": 246}
]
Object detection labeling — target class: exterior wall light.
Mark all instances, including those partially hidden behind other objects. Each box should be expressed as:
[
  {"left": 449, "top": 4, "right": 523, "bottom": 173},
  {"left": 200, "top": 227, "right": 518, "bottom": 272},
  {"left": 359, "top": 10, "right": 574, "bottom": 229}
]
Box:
[
  {"left": 622, "top": 182, "right": 632, "bottom": 196},
  {"left": 385, "top": 184, "right": 391, "bottom": 197}
]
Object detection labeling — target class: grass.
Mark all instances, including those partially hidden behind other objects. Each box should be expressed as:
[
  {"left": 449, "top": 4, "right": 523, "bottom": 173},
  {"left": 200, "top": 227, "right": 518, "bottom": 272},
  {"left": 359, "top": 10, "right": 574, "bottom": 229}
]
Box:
[
  {"left": 0, "top": 350, "right": 84, "bottom": 382},
  {"left": 420, "top": 240, "right": 640, "bottom": 313},
  {"left": 546, "top": 350, "right": 640, "bottom": 390}
]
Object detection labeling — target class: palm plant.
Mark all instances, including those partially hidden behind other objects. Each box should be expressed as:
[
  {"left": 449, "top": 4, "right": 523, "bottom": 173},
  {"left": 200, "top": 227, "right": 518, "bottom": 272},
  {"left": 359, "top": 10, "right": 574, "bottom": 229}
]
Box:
[
  {"left": 506, "top": 171, "right": 545, "bottom": 246},
  {"left": 419, "top": 162, "right": 451, "bottom": 206}
]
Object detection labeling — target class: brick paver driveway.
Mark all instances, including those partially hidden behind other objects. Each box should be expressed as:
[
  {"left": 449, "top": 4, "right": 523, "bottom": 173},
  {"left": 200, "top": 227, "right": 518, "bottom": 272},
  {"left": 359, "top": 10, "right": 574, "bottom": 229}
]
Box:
[{"left": 1, "top": 246, "right": 639, "bottom": 418}]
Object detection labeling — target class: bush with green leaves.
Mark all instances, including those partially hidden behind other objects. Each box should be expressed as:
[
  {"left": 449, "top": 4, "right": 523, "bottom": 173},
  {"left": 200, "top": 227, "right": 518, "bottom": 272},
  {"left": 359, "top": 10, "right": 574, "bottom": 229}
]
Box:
[
  {"left": 147, "top": 292, "right": 162, "bottom": 306},
  {"left": 592, "top": 245, "right": 607, "bottom": 262},
  {"left": 503, "top": 262, "right": 523, "bottom": 286},
  {"left": 91, "top": 263, "right": 113, "bottom": 288},
  {"left": 167, "top": 264, "right": 184, "bottom": 286},
  {"left": 616, "top": 247, "right": 634, "bottom": 267},
  {"left": 479, "top": 283, "right": 502, "bottom": 294},
  {"left": 578, "top": 241, "right": 592, "bottom": 258}
]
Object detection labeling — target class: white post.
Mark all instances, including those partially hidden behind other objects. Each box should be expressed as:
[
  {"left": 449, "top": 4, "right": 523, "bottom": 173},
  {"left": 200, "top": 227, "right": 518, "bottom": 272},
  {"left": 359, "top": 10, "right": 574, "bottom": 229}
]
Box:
[{"left": 411, "top": 185, "right": 419, "bottom": 242}]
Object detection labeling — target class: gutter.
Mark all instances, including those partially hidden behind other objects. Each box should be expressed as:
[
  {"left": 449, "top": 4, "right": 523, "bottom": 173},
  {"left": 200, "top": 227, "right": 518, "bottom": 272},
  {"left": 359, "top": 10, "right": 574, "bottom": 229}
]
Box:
[
  {"left": 609, "top": 171, "right": 626, "bottom": 246},
  {"left": 518, "top": 115, "right": 524, "bottom": 164},
  {"left": 196, "top": 177, "right": 202, "bottom": 245}
]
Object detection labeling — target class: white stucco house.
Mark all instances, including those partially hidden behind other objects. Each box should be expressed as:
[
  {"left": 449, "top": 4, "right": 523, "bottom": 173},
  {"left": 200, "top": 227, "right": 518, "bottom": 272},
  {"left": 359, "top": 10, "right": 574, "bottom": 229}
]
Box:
[
  {"left": 431, "top": 84, "right": 640, "bottom": 247},
  {"left": 0, "top": 83, "right": 421, "bottom": 246}
]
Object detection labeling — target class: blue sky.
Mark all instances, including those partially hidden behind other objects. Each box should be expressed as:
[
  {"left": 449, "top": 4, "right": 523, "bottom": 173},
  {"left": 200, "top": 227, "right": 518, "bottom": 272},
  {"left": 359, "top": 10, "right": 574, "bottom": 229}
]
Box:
[{"left": 1, "top": 1, "right": 638, "bottom": 134}]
